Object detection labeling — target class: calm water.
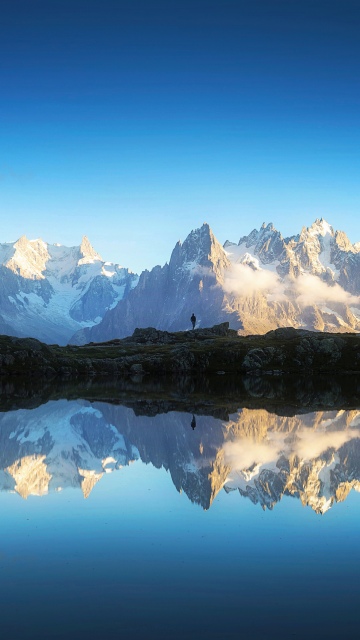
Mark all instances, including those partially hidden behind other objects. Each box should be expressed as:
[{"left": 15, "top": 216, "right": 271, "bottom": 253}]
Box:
[{"left": 0, "top": 392, "right": 360, "bottom": 639}]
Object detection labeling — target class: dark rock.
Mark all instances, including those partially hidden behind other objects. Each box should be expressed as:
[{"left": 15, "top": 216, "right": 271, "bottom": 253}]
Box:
[{"left": 130, "top": 363, "right": 144, "bottom": 374}]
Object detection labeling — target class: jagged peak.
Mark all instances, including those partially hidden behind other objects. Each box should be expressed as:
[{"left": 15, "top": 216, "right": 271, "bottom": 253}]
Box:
[
  {"left": 186, "top": 222, "right": 213, "bottom": 240},
  {"left": 6, "top": 454, "right": 51, "bottom": 499},
  {"left": 308, "top": 218, "right": 334, "bottom": 237},
  {"left": 79, "top": 236, "right": 102, "bottom": 264},
  {"left": 260, "top": 222, "right": 275, "bottom": 232},
  {"left": 181, "top": 222, "right": 218, "bottom": 252},
  {"left": 14, "top": 235, "right": 48, "bottom": 254},
  {"left": 298, "top": 218, "right": 334, "bottom": 244},
  {"left": 5, "top": 235, "right": 50, "bottom": 279},
  {"left": 334, "top": 229, "right": 357, "bottom": 253},
  {"left": 223, "top": 239, "right": 237, "bottom": 248},
  {"left": 168, "top": 223, "right": 229, "bottom": 277},
  {"left": 79, "top": 468, "right": 103, "bottom": 499},
  {"left": 14, "top": 234, "right": 30, "bottom": 249},
  {"left": 238, "top": 228, "right": 258, "bottom": 246},
  {"left": 238, "top": 222, "right": 282, "bottom": 247}
]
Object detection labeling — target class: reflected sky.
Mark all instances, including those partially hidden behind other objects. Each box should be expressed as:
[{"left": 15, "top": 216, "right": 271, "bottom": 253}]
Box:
[
  {"left": 1, "top": 399, "right": 360, "bottom": 638},
  {"left": 1, "top": 399, "right": 360, "bottom": 513}
]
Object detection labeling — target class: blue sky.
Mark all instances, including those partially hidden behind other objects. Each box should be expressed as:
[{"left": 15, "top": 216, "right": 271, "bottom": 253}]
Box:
[{"left": 1, "top": 0, "right": 360, "bottom": 272}]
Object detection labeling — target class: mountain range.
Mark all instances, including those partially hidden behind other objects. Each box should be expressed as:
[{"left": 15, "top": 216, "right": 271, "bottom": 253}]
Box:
[
  {"left": 0, "top": 235, "right": 138, "bottom": 344},
  {"left": 1, "top": 219, "right": 360, "bottom": 345},
  {"left": 1, "top": 398, "right": 360, "bottom": 514}
]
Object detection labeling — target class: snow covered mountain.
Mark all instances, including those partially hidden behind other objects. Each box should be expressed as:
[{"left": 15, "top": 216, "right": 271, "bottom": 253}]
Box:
[
  {"left": 71, "top": 222, "right": 234, "bottom": 344},
  {"left": 0, "top": 400, "right": 139, "bottom": 499},
  {"left": 0, "top": 235, "right": 138, "bottom": 344},
  {"left": 72, "top": 218, "right": 360, "bottom": 344},
  {"left": 1, "top": 398, "right": 360, "bottom": 514},
  {"left": 2, "top": 219, "right": 360, "bottom": 346},
  {"left": 101, "top": 401, "right": 360, "bottom": 513},
  {"left": 223, "top": 407, "right": 360, "bottom": 514}
]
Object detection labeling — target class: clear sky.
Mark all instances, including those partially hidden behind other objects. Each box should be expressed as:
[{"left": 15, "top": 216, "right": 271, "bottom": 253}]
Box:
[{"left": 1, "top": 0, "right": 360, "bottom": 272}]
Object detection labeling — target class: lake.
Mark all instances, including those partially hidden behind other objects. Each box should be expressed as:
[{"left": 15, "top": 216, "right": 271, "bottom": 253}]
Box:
[{"left": 0, "top": 377, "right": 360, "bottom": 639}]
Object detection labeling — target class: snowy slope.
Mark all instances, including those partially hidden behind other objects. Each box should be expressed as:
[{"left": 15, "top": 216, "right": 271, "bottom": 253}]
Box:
[
  {"left": 0, "top": 400, "right": 139, "bottom": 499},
  {"left": 2, "top": 219, "right": 360, "bottom": 346},
  {"left": 72, "top": 219, "right": 360, "bottom": 344},
  {"left": 0, "top": 235, "right": 138, "bottom": 344},
  {"left": 222, "top": 218, "right": 360, "bottom": 332}
]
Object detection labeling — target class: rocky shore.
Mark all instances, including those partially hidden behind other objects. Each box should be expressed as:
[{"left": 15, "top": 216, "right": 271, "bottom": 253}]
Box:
[{"left": 1, "top": 322, "right": 360, "bottom": 378}]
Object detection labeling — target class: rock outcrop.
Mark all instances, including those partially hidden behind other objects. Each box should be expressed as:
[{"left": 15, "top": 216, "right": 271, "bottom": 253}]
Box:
[{"left": 2, "top": 324, "right": 360, "bottom": 378}]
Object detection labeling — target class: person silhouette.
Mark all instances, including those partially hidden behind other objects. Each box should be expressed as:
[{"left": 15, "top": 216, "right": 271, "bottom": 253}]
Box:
[
  {"left": 191, "top": 415, "right": 196, "bottom": 430},
  {"left": 190, "top": 313, "right": 196, "bottom": 330}
]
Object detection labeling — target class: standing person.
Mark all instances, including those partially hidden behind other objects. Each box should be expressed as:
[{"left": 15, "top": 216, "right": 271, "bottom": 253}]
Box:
[{"left": 190, "top": 313, "right": 196, "bottom": 330}]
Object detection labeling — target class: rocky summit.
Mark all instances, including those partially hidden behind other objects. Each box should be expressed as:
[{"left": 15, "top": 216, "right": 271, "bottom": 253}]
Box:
[
  {"left": 72, "top": 218, "right": 360, "bottom": 344},
  {"left": 2, "top": 219, "right": 360, "bottom": 345}
]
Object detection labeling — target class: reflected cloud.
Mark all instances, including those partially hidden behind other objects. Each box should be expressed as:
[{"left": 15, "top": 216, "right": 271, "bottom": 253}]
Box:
[
  {"left": 1, "top": 399, "right": 360, "bottom": 514},
  {"left": 224, "top": 409, "right": 360, "bottom": 513}
]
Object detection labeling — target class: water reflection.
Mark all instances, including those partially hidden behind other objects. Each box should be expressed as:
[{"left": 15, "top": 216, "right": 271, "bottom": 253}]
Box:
[{"left": 1, "top": 396, "right": 360, "bottom": 514}]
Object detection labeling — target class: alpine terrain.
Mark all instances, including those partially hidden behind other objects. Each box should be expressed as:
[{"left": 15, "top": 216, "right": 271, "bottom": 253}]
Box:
[
  {"left": 71, "top": 218, "right": 360, "bottom": 344},
  {"left": 0, "top": 235, "right": 138, "bottom": 344},
  {"left": 1, "top": 219, "right": 360, "bottom": 346}
]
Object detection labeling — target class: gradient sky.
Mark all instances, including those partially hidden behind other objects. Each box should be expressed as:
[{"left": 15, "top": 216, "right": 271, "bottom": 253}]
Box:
[{"left": 1, "top": 0, "right": 360, "bottom": 272}]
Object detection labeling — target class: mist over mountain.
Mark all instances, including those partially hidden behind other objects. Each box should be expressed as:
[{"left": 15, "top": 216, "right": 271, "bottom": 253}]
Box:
[
  {"left": 1, "top": 219, "right": 360, "bottom": 345},
  {"left": 72, "top": 218, "right": 360, "bottom": 344}
]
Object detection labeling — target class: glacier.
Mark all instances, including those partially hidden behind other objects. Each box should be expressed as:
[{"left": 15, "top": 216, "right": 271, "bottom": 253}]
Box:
[
  {"left": 0, "top": 235, "right": 138, "bottom": 344},
  {"left": 1, "top": 219, "right": 360, "bottom": 345}
]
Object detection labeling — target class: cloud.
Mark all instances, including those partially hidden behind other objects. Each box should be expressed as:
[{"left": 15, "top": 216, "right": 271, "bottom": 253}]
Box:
[
  {"left": 192, "top": 264, "right": 217, "bottom": 279},
  {"left": 293, "top": 273, "right": 360, "bottom": 307},
  {"left": 223, "top": 437, "right": 281, "bottom": 471},
  {"left": 223, "top": 262, "right": 360, "bottom": 308},
  {"left": 223, "top": 427, "right": 360, "bottom": 480},
  {"left": 223, "top": 263, "right": 284, "bottom": 298},
  {"left": 294, "top": 428, "right": 360, "bottom": 460}
]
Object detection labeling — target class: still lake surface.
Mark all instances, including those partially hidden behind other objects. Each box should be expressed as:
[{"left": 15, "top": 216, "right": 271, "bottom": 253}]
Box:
[{"left": 0, "top": 381, "right": 360, "bottom": 639}]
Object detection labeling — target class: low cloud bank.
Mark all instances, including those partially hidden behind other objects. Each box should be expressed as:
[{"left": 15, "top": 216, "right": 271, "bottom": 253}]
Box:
[
  {"left": 294, "top": 273, "right": 359, "bottom": 306},
  {"left": 223, "top": 427, "right": 360, "bottom": 479},
  {"left": 223, "top": 263, "right": 282, "bottom": 298},
  {"left": 223, "top": 263, "right": 360, "bottom": 307}
]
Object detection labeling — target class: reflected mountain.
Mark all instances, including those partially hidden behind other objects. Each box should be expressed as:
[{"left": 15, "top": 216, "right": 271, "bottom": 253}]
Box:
[
  {"left": 1, "top": 397, "right": 360, "bottom": 513},
  {"left": 0, "top": 401, "right": 138, "bottom": 499}
]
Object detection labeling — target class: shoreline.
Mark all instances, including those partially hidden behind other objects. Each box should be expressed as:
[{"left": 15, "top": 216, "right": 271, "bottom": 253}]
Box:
[{"left": 1, "top": 323, "right": 360, "bottom": 378}]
